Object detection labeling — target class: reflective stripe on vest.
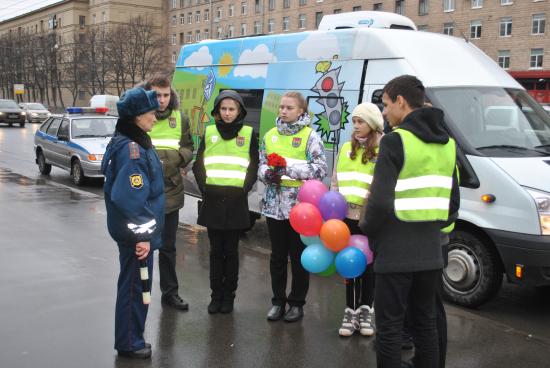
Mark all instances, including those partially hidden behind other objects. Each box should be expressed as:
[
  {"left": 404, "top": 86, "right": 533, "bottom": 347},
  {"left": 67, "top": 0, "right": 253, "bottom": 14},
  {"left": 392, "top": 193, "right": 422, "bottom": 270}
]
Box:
[
  {"left": 149, "top": 110, "right": 181, "bottom": 150},
  {"left": 204, "top": 125, "right": 252, "bottom": 188},
  {"left": 394, "top": 129, "right": 456, "bottom": 222},
  {"left": 264, "top": 126, "right": 312, "bottom": 187},
  {"left": 336, "top": 141, "right": 377, "bottom": 206}
]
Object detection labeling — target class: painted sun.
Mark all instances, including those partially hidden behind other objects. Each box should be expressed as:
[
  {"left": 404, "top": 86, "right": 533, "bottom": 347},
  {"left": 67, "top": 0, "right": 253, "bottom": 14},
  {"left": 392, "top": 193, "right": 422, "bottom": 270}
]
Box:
[{"left": 218, "top": 53, "right": 234, "bottom": 77}]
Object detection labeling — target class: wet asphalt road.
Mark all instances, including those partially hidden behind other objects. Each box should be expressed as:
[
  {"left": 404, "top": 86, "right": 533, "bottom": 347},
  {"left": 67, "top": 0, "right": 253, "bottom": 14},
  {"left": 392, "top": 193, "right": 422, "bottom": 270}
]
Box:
[{"left": 0, "top": 124, "right": 549, "bottom": 368}]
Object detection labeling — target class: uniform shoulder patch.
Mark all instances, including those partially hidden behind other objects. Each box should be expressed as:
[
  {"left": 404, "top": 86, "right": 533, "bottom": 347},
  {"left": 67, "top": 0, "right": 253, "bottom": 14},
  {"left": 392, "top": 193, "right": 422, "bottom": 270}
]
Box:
[
  {"left": 129, "top": 174, "right": 143, "bottom": 189},
  {"left": 128, "top": 142, "right": 140, "bottom": 159}
]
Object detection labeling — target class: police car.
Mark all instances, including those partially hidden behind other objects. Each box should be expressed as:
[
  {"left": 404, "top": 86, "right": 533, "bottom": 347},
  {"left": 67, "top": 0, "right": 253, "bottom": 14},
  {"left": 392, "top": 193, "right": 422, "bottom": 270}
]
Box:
[{"left": 34, "top": 107, "right": 118, "bottom": 185}]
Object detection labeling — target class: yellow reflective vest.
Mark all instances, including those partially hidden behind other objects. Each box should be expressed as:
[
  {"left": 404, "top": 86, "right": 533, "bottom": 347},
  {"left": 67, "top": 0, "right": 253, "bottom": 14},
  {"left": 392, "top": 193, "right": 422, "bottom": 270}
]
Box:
[
  {"left": 336, "top": 141, "right": 377, "bottom": 206},
  {"left": 149, "top": 110, "right": 181, "bottom": 150}
]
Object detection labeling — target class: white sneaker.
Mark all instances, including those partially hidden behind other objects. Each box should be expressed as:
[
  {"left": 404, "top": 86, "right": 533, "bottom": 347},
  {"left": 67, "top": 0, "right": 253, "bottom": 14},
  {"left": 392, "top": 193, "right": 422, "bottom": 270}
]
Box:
[
  {"left": 357, "top": 305, "right": 375, "bottom": 336},
  {"left": 338, "top": 308, "right": 358, "bottom": 337}
]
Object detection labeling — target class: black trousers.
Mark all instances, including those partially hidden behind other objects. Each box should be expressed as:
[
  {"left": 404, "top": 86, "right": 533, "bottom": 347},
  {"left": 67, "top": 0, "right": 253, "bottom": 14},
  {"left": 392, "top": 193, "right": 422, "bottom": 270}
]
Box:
[
  {"left": 343, "top": 218, "right": 375, "bottom": 309},
  {"left": 159, "top": 210, "right": 180, "bottom": 297},
  {"left": 267, "top": 217, "right": 309, "bottom": 307},
  {"left": 375, "top": 270, "right": 441, "bottom": 368},
  {"left": 207, "top": 228, "right": 241, "bottom": 300}
]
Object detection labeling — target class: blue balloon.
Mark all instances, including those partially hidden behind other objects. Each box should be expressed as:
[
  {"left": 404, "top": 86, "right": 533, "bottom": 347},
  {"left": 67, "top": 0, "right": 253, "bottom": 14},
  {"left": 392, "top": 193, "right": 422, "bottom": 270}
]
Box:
[
  {"left": 335, "top": 247, "right": 367, "bottom": 279},
  {"left": 300, "top": 235, "right": 321, "bottom": 246},
  {"left": 300, "top": 244, "right": 335, "bottom": 274},
  {"left": 318, "top": 191, "right": 348, "bottom": 220}
]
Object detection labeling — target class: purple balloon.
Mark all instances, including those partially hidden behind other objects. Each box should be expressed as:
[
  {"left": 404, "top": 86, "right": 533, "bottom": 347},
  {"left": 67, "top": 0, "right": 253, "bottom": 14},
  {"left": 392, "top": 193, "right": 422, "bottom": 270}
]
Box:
[
  {"left": 318, "top": 191, "right": 348, "bottom": 220},
  {"left": 297, "top": 180, "right": 328, "bottom": 207},
  {"left": 349, "top": 234, "right": 373, "bottom": 265}
]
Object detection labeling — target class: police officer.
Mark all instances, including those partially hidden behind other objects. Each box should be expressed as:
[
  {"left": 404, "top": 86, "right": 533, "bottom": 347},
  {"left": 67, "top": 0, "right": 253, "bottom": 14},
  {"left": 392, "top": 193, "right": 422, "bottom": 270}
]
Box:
[
  {"left": 144, "top": 76, "right": 194, "bottom": 311},
  {"left": 192, "top": 90, "right": 259, "bottom": 314},
  {"left": 359, "top": 75, "right": 460, "bottom": 368},
  {"left": 102, "top": 87, "right": 165, "bottom": 359}
]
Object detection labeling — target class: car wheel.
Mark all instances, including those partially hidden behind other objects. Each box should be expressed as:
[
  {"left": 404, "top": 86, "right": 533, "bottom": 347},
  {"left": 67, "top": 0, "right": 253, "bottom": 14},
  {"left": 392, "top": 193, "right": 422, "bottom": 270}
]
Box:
[
  {"left": 8, "top": 123, "right": 12, "bottom": 127},
  {"left": 442, "top": 230, "right": 503, "bottom": 308},
  {"left": 71, "top": 160, "right": 86, "bottom": 186},
  {"left": 37, "top": 151, "right": 52, "bottom": 175}
]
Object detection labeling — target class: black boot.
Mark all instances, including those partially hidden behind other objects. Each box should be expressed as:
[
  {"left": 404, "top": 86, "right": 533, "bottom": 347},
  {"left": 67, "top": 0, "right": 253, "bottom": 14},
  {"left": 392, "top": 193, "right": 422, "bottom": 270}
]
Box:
[
  {"left": 208, "top": 298, "right": 222, "bottom": 314},
  {"left": 220, "top": 291, "right": 235, "bottom": 314}
]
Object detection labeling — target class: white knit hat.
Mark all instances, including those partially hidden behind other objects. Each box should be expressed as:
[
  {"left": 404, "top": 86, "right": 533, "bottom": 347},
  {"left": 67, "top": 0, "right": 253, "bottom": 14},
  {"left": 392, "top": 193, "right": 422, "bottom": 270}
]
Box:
[{"left": 351, "top": 102, "right": 384, "bottom": 133}]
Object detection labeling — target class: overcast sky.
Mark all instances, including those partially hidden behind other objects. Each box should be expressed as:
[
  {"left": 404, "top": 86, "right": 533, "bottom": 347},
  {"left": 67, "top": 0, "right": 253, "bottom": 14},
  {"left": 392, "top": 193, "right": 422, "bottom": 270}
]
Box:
[{"left": 0, "top": 0, "right": 62, "bottom": 23}]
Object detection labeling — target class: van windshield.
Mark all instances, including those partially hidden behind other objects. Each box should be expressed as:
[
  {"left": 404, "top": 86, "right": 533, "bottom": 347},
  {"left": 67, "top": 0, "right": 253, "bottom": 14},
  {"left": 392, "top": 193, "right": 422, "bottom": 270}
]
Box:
[{"left": 427, "top": 87, "right": 550, "bottom": 157}]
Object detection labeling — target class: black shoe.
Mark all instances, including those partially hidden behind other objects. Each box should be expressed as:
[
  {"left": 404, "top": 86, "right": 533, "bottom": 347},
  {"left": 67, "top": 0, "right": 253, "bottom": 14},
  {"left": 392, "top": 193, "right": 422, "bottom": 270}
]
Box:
[
  {"left": 208, "top": 299, "right": 222, "bottom": 314},
  {"left": 220, "top": 298, "right": 234, "bottom": 314},
  {"left": 117, "top": 344, "right": 152, "bottom": 359},
  {"left": 162, "top": 294, "right": 189, "bottom": 311},
  {"left": 267, "top": 305, "right": 285, "bottom": 321},
  {"left": 283, "top": 306, "right": 303, "bottom": 322}
]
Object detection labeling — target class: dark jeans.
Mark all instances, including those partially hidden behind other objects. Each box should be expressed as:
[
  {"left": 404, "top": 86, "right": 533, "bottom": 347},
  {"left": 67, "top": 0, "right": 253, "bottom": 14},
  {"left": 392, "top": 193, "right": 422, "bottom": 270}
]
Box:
[
  {"left": 375, "top": 270, "right": 441, "bottom": 368},
  {"left": 267, "top": 217, "right": 309, "bottom": 307},
  {"left": 159, "top": 210, "right": 180, "bottom": 297},
  {"left": 207, "top": 228, "right": 241, "bottom": 301},
  {"left": 344, "top": 217, "right": 375, "bottom": 309}
]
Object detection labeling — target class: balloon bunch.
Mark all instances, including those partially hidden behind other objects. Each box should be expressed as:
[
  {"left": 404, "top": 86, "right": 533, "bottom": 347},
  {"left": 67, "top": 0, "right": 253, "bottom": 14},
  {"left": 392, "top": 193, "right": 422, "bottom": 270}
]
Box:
[{"left": 289, "top": 180, "right": 373, "bottom": 279}]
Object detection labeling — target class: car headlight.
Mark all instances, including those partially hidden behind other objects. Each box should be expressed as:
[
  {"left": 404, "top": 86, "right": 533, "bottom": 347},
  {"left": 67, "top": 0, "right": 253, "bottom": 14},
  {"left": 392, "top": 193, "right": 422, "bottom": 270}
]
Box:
[
  {"left": 31, "top": 112, "right": 38, "bottom": 116},
  {"left": 0, "top": 112, "right": 3, "bottom": 115},
  {"left": 87, "top": 154, "right": 104, "bottom": 161},
  {"left": 21, "top": 112, "right": 26, "bottom": 116},
  {"left": 524, "top": 188, "right": 550, "bottom": 235}
]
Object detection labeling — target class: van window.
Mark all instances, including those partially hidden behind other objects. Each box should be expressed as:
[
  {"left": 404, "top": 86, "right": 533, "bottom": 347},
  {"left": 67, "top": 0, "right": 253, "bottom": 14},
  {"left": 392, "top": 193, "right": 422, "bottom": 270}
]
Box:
[{"left": 427, "top": 87, "right": 550, "bottom": 157}]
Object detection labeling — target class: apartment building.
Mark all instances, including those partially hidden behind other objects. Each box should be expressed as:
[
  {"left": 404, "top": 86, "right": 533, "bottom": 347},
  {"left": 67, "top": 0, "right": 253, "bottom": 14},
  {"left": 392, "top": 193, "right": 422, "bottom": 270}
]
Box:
[{"left": 167, "top": 0, "right": 550, "bottom": 102}]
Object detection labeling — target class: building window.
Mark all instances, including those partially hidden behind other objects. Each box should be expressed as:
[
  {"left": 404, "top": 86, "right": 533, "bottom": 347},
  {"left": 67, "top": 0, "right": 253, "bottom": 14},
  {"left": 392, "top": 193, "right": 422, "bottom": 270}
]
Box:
[
  {"left": 255, "top": 0, "right": 261, "bottom": 13},
  {"left": 196, "top": 0, "right": 200, "bottom": 4},
  {"left": 79, "top": 15, "right": 86, "bottom": 28},
  {"left": 172, "top": 33, "right": 176, "bottom": 45},
  {"left": 299, "top": 14, "right": 306, "bottom": 29},
  {"left": 268, "top": 18, "right": 275, "bottom": 33},
  {"left": 443, "top": 22, "right": 454, "bottom": 35},
  {"left": 228, "top": 25, "right": 234, "bottom": 37},
  {"left": 92, "top": 14, "right": 96, "bottom": 24},
  {"left": 471, "top": 0, "right": 483, "bottom": 9},
  {"left": 195, "top": 11, "right": 201, "bottom": 23},
  {"left": 179, "top": 32, "right": 184, "bottom": 44},
  {"left": 187, "top": 13, "right": 192, "bottom": 24},
  {"left": 204, "top": 29, "right": 210, "bottom": 39},
  {"left": 180, "top": 14, "right": 185, "bottom": 25},
  {"left": 241, "top": 2, "right": 247, "bottom": 14},
  {"left": 204, "top": 9, "right": 209, "bottom": 21},
  {"left": 269, "top": 0, "right": 275, "bottom": 10},
  {"left": 241, "top": 23, "right": 247, "bottom": 35},
  {"left": 373, "top": 3, "right": 382, "bottom": 10},
  {"left": 217, "top": 7, "right": 223, "bottom": 19},
  {"left": 254, "top": 21, "right": 262, "bottom": 34},
  {"left": 283, "top": 16, "right": 290, "bottom": 31},
  {"left": 196, "top": 30, "right": 201, "bottom": 42},
  {"left": 417, "top": 25, "right": 428, "bottom": 31},
  {"left": 172, "top": 0, "right": 177, "bottom": 9},
  {"left": 470, "top": 20, "right": 482, "bottom": 39},
  {"left": 444, "top": 0, "right": 454, "bottom": 12},
  {"left": 499, "top": 17, "right": 512, "bottom": 37},
  {"left": 284, "top": 0, "right": 290, "bottom": 8},
  {"left": 186, "top": 32, "right": 192, "bottom": 43},
  {"left": 315, "top": 12, "right": 323, "bottom": 28},
  {"left": 530, "top": 48, "right": 544, "bottom": 68},
  {"left": 172, "top": 51, "right": 177, "bottom": 63},
  {"left": 102, "top": 11, "right": 106, "bottom": 22},
  {"left": 418, "top": 0, "right": 428, "bottom": 15},
  {"left": 299, "top": 0, "right": 306, "bottom": 5},
  {"left": 501, "top": 0, "right": 512, "bottom": 5},
  {"left": 353, "top": 6, "right": 362, "bottom": 11},
  {"left": 334, "top": 8, "right": 342, "bottom": 13},
  {"left": 180, "top": 0, "right": 185, "bottom": 7},
  {"left": 532, "top": 14, "right": 546, "bottom": 35},
  {"left": 395, "top": 0, "right": 404, "bottom": 15},
  {"left": 229, "top": 4, "right": 234, "bottom": 17},
  {"left": 217, "top": 27, "right": 223, "bottom": 38},
  {"left": 172, "top": 15, "right": 177, "bottom": 26}
]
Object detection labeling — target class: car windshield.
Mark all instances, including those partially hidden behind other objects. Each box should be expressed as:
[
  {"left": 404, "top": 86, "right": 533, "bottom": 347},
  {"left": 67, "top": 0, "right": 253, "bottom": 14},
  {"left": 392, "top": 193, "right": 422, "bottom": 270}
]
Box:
[
  {"left": 26, "top": 103, "right": 47, "bottom": 110},
  {"left": 71, "top": 118, "right": 117, "bottom": 138},
  {"left": 426, "top": 87, "right": 550, "bottom": 157},
  {"left": 0, "top": 100, "right": 19, "bottom": 109}
]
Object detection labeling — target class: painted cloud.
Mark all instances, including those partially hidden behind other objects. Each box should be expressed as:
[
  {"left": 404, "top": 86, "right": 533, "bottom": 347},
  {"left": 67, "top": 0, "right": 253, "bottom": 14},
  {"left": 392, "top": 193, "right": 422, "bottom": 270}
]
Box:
[
  {"left": 183, "top": 46, "right": 213, "bottom": 70},
  {"left": 234, "top": 44, "right": 275, "bottom": 79},
  {"left": 297, "top": 32, "right": 340, "bottom": 60}
]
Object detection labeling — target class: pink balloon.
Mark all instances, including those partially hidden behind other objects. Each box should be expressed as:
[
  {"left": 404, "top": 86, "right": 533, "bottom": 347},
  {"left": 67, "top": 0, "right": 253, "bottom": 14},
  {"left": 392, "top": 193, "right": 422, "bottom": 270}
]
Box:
[
  {"left": 349, "top": 234, "right": 373, "bottom": 265},
  {"left": 289, "top": 202, "right": 323, "bottom": 236},
  {"left": 297, "top": 180, "right": 328, "bottom": 207}
]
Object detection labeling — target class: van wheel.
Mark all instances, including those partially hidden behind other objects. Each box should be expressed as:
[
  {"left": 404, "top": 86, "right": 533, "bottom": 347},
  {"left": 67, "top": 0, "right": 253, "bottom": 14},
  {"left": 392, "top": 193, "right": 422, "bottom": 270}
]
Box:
[
  {"left": 442, "top": 230, "right": 503, "bottom": 308},
  {"left": 37, "top": 151, "right": 52, "bottom": 175},
  {"left": 71, "top": 159, "right": 85, "bottom": 186}
]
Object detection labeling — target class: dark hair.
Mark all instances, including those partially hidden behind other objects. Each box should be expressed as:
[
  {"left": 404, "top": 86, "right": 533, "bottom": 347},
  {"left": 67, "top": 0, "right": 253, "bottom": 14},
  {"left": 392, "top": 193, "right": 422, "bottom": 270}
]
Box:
[
  {"left": 383, "top": 75, "right": 425, "bottom": 109},
  {"left": 350, "top": 129, "right": 378, "bottom": 163},
  {"left": 212, "top": 97, "right": 241, "bottom": 122},
  {"left": 145, "top": 75, "right": 171, "bottom": 89}
]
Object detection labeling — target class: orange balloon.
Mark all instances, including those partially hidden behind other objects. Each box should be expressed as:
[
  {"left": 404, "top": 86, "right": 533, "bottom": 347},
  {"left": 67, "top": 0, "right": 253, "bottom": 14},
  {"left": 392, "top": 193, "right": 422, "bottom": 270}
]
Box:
[{"left": 320, "top": 219, "right": 351, "bottom": 252}]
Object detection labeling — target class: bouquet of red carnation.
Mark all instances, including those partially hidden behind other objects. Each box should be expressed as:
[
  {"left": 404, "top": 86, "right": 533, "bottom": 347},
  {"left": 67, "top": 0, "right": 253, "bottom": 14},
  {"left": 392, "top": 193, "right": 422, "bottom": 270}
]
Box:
[{"left": 267, "top": 153, "right": 287, "bottom": 169}]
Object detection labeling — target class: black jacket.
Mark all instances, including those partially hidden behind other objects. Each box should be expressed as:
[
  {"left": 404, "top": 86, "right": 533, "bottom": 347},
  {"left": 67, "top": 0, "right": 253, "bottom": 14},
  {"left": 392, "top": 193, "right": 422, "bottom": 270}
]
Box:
[
  {"left": 359, "top": 107, "right": 460, "bottom": 273},
  {"left": 192, "top": 90, "right": 259, "bottom": 230}
]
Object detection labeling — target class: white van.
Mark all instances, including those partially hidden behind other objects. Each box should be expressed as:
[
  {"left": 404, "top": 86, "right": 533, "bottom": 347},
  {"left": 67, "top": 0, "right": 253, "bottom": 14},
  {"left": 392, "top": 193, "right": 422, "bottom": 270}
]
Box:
[
  {"left": 173, "top": 11, "right": 550, "bottom": 307},
  {"left": 90, "top": 95, "right": 119, "bottom": 116}
]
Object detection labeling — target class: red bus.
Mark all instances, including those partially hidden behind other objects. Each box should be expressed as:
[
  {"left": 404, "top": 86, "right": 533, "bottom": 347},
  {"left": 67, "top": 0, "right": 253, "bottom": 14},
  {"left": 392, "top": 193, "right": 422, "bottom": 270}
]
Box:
[{"left": 509, "top": 70, "right": 550, "bottom": 105}]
